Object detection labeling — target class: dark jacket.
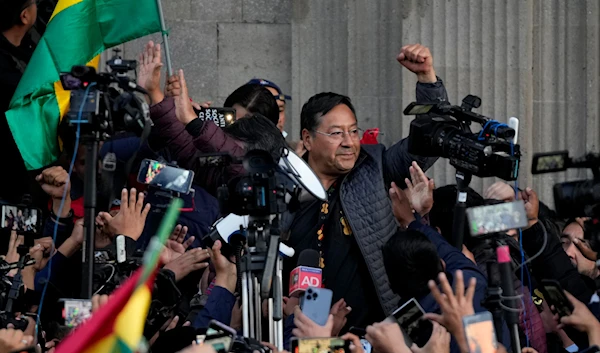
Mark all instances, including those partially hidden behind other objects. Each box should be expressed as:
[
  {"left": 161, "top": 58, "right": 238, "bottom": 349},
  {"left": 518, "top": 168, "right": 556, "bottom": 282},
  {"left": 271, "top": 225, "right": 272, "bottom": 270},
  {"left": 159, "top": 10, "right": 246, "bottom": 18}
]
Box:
[
  {"left": 0, "top": 33, "right": 40, "bottom": 204},
  {"left": 148, "top": 98, "right": 245, "bottom": 196},
  {"left": 283, "top": 79, "right": 447, "bottom": 317}
]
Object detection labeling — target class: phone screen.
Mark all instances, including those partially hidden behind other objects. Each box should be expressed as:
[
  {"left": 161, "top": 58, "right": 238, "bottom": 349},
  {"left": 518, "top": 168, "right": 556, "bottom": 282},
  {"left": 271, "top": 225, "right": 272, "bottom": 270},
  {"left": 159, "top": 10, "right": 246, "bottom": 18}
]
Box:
[
  {"left": 391, "top": 299, "right": 433, "bottom": 347},
  {"left": 541, "top": 281, "right": 573, "bottom": 317},
  {"left": 1, "top": 205, "right": 40, "bottom": 234},
  {"left": 466, "top": 200, "right": 528, "bottom": 237},
  {"left": 204, "top": 321, "right": 236, "bottom": 353},
  {"left": 532, "top": 151, "right": 568, "bottom": 174},
  {"left": 463, "top": 313, "right": 497, "bottom": 353},
  {"left": 291, "top": 338, "right": 349, "bottom": 353},
  {"left": 137, "top": 159, "right": 194, "bottom": 194},
  {"left": 61, "top": 299, "right": 92, "bottom": 328}
]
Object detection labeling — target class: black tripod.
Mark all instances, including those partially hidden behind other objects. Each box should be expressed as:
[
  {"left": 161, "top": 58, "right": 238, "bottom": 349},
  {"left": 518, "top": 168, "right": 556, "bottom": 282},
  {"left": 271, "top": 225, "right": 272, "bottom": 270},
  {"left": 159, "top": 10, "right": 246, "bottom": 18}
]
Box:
[
  {"left": 5, "top": 244, "right": 31, "bottom": 313},
  {"left": 451, "top": 170, "right": 472, "bottom": 249},
  {"left": 238, "top": 216, "right": 283, "bottom": 349},
  {"left": 81, "top": 133, "right": 100, "bottom": 299}
]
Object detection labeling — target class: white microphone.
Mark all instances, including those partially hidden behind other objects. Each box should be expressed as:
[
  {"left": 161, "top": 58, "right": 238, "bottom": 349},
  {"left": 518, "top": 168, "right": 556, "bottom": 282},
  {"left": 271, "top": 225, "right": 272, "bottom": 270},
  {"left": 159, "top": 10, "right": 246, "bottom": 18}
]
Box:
[
  {"left": 208, "top": 213, "right": 295, "bottom": 257},
  {"left": 508, "top": 117, "right": 519, "bottom": 145}
]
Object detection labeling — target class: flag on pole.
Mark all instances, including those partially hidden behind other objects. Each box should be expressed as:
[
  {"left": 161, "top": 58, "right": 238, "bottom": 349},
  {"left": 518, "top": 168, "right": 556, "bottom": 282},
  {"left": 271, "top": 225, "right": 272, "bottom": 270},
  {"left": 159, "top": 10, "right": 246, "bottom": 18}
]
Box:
[
  {"left": 6, "top": 0, "right": 163, "bottom": 170},
  {"left": 55, "top": 198, "right": 183, "bottom": 353}
]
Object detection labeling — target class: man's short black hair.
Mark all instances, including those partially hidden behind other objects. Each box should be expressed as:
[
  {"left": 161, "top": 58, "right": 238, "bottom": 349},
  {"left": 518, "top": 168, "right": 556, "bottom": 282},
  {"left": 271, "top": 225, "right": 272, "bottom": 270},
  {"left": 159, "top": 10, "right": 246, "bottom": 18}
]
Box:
[
  {"left": 224, "top": 84, "right": 279, "bottom": 126},
  {"left": 383, "top": 229, "right": 443, "bottom": 299},
  {"left": 300, "top": 92, "right": 356, "bottom": 138},
  {"left": 0, "top": 0, "right": 34, "bottom": 32},
  {"left": 224, "top": 114, "right": 287, "bottom": 162}
]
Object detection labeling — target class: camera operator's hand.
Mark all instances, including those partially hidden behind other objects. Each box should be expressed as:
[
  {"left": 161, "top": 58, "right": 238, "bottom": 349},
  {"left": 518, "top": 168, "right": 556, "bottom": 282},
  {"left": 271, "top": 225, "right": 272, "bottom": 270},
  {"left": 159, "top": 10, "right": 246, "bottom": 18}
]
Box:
[
  {"left": 389, "top": 182, "right": 416, "bottom": 228},
  {"left": 341, "top": 333, "right": 365, "bottom": 353},
  {"left": 171, "top": 70, "right": 197, "bottom": 125},
  {"left": 397, "top": 44, "right": 436, "bottom": 83},
  {"left": 330, "top": 298, "right": 352, "bottom": 336},
  {"left": 100, "top": 188, "right": 151, "bottom": 241},
  {"left": 423, "top": 270, "right": 476, "bottom": 353},
  {"left": 484, "top": 182, "right": 516, "bottom": 202},
  {"left": 138, "top": 41, "right": 164, "bottom": 105},
  {"left": 517, "top": 187, "right": 539, "bottom": 229},
  {"left": 365, "top": 321, "right": 411, "bottom": 353},
  {"left": 5, "top": 231, "right": 24, "bottom": 277},
  {"left": 36, "top": 166, "right": 72, "bottom": 218},
  {"left": 57, "top": 218, "right": 84, "bottom": 259},
  {"left": 163, "top": 225, "right": 195, "bottom": 264},
  {"left": 5, "top": 231, "right": 23, "bottom": 264},
  {"left": 210, "top": 240, "right": 237, "bottom": 294},
  {"left": 558, "top": 291, "right": 600, "bottom": 345},
  {"left": 30, "top": 238, "right": 54, "bottom": 271},
  {"left": 404, "top": 161, "right": 435, "bottom": 216},
  {"left": 0, "top": 328, "right": 34, "bottom": 353},
  {"left": 164, "top": 248, "right": 210, "bottom": 282},
  {"left": 292, "top": 306, "right": 334, "bottom": 338},
  {"left": 410, "top": 322, "right": 450, "bottom": 353}
]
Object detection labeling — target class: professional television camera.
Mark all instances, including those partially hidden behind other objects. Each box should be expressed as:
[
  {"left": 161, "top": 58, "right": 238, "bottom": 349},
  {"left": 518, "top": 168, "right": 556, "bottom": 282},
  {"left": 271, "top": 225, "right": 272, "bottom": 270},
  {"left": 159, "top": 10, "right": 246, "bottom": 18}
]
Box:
[
  {"left": 59, "top": 51, "right": 152, "bottom": 299},
  {"left": 404, "top": 95, "right": 520, "bottom": 181},
  {"left": 532, "top": 151, "right": 600, "bottom": 218},
  {"left": 201, "top": 147, "right": 326, "bottom": 348}
]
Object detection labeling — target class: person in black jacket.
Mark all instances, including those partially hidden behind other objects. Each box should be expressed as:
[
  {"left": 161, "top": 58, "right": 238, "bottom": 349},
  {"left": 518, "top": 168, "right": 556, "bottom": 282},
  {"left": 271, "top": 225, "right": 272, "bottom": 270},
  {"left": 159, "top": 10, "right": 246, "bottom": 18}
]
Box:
[
  {"left": 282, "top": 44, "right": 447, "bottom": 334},
  {"left": 0, "top": 0, "right": 39, "bottom": 204}
]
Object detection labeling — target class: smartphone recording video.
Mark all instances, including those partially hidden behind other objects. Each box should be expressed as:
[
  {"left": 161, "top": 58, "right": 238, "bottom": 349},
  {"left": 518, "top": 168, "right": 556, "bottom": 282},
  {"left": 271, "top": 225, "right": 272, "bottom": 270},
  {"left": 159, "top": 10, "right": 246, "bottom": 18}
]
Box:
[
  {"left": 531, "top": 151, "right": 569, "bottom": 174},
  {"left": 202, "top": 320, "right": 237, "bottom": 353},
  {"left": 137, "top": 159, "right": 195, "bottom": 194},
  {"left": 1, "top": 205, "right": 41, "bottom": 234},
  {"left": 194, "top": 107, "right": 236, "bottom": 128},
  {"left": 291, "top": 338, "right": 350, "bottom": 353},
  {"left": 466, "top": 200, "right": 528, "bottom": 237},
  {"left": 60, "top": 299, "right": 92, "bottom": 328},
  {"left": 463, "top": 312, "right": 498, "bottom": 353},
  {"left": 390, "top": 298, "right": 433, "bottom": 347},
  {"left": 540, "top": 279, "right": 574, "bottom": 317}
]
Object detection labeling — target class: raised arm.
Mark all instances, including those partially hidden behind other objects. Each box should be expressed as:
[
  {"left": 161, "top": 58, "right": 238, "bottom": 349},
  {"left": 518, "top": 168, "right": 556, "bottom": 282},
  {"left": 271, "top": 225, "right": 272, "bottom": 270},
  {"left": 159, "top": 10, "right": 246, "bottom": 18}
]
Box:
[{"left": 383, "top": 44, "right": 447, "bottom": 184}]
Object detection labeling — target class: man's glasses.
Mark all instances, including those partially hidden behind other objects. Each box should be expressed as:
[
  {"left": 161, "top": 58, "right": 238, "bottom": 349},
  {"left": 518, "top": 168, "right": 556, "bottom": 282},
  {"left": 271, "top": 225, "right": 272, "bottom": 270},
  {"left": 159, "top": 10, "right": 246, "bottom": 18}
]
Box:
[{"left": 313, "top": 128, "right": 363, "bottom": 143}]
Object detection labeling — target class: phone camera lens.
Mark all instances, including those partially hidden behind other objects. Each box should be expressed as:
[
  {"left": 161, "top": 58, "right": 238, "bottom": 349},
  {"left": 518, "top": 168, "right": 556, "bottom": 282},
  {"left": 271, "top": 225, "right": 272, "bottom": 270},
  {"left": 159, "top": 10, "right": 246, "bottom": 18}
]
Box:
[
  {"left": 313, "top": 293, "right": 318, "bottom": 299},
  {"left": 307, "top": 288, "right": 313, "bottom": 294},
  {"left": 306, "top": 295, "right": 312, "bottom": 300}
]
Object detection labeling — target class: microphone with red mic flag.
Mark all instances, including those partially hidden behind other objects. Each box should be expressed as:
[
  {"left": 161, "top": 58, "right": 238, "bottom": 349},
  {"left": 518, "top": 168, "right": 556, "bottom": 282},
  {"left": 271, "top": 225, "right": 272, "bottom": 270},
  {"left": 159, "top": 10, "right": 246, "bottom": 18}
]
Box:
[{"left": 289, "top": 249, "right": 322, "bottom": 297}]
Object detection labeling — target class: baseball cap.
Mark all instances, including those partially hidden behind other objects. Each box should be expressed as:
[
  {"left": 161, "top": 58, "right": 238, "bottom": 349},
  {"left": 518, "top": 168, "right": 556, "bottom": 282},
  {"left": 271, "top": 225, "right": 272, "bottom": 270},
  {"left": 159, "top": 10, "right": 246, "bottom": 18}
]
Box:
[{"left": 247, "top": 78, "right": 292, "bottom": 101}]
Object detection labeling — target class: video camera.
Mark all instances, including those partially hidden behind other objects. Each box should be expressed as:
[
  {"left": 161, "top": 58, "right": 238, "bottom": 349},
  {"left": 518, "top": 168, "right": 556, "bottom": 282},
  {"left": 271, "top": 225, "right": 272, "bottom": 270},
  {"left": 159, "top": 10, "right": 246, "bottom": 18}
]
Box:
[
  {"left": 404, "top": 95, "right": 520, "bottom": 181},
  {"left": 60, "top": 49, "right": 151, "bottom": 138},
  {"left": 532, "top": 151, "right": 600, "bottom": 218}
]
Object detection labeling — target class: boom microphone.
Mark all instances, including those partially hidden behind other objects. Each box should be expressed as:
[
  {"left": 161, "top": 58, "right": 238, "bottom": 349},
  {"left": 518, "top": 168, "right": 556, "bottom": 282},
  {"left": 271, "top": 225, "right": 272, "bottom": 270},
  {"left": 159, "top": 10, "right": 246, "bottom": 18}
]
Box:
[{"left": 289, "top": 249, "right": 322, "bottom": 297}]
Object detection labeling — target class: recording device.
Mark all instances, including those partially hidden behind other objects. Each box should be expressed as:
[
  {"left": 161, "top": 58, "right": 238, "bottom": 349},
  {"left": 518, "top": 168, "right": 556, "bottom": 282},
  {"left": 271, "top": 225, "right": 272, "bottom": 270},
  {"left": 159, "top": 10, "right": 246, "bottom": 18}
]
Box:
[
  {"left": 466, "top": 200, "right": 528, "bottom": 237},
  {"left": 0, "top": 204, "right": 41, "bottom": 235},
  {"left": 289, "top": 249, "right": 322, "bottom": 297},
  {"left": 197, "top": 320, "right": 237, "bottom": 353},
  {"left": 404, "top": 95, "right": 520, "bottom": 181},
  {"left": 59, "top": 299, "right": 92, "bottom": 328},
  {"left": 291, "top": 338, "right": 350, "bottom": 353},
  {"left": 540, "top": 279, "right": 574, "bottom": 317},
  {"left": 348, "top": 327, "right": 372, "bottom": 353},
  {"left": 137, "top": 159, "right": 195, "bottom": 194},
  {"left": 463, "top": 312, "right": 498, "bottom": 353},
  {"left": 193, "top": 107, "right": 236, "bottom": 128},
  {"left": 60, "top": 53, "right": 151, "bottom": 138},
  {"left": 300, "top": 287, "right": 333, "bottom": 326},
  {"left": 388, "top": 298, "right": 433, "bottom": 348},
  {"left": 531, "top": 151, "right": 600, "bottom": 217}
]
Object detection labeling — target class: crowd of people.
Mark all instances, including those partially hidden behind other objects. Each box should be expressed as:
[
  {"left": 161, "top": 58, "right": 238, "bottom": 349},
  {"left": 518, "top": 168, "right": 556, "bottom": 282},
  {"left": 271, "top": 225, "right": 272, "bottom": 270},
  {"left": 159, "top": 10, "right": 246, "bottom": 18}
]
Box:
[{"left": 1, "top": 1, "right": 600, "bottom": 353}]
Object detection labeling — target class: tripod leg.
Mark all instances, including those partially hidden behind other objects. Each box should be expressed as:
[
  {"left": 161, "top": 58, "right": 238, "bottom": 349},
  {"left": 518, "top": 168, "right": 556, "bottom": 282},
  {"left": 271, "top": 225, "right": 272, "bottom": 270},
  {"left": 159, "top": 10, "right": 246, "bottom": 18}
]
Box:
[
  {"left": 268, "top": 298, "right": 274, "bottom": 344},
  {"left": 242, "top": 271, "right": 250, "bottom": 337},
  {"left": 254, "top": 276, "right": 262, "bottom": 341}
]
